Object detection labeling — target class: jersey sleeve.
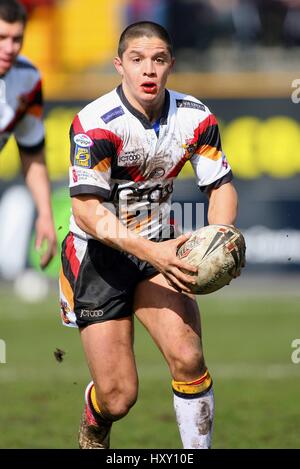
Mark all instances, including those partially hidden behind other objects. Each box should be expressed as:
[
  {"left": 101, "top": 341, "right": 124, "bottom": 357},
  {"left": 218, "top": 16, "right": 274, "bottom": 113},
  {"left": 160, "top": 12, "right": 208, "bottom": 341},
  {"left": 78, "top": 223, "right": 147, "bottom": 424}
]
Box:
[
  {"left": 190, "top": 113, "right": 232, "bottom": 193},
  {"left": 13, "top": 77, "right": 45, "bottom": 153},
  {"left": 69, "top": 114, "right": 122, "bottom": 200}
]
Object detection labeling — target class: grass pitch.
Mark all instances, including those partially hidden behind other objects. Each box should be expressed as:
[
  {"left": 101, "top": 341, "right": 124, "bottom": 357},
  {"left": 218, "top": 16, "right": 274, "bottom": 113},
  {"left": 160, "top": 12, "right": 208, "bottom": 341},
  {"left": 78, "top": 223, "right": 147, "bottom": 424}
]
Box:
[{"left": 0, "top": 279, "right": 299, "bottom": 449}]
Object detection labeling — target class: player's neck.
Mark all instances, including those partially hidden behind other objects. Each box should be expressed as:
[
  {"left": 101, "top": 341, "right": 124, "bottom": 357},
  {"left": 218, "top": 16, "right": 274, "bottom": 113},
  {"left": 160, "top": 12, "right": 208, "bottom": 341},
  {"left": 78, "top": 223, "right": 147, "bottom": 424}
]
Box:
[
  {"left": 121, "top": 85, "right": 165, "bottom": 124},
  {"left": 142, "top": 105, "right": 163, "bottom": 124}
]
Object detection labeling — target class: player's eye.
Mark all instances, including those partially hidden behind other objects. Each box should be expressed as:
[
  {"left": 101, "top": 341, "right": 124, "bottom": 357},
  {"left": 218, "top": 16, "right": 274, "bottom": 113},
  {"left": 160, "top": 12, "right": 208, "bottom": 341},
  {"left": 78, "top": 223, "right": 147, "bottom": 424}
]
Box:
[
  {"left": 13, "top": 36, "right": 23, "bottom": 44},
  {"left": 132, "top": 57, "right": 141, "bottom": 63},
  {"left": 155, "top": 58, "right": 165, "bottom": 64}
]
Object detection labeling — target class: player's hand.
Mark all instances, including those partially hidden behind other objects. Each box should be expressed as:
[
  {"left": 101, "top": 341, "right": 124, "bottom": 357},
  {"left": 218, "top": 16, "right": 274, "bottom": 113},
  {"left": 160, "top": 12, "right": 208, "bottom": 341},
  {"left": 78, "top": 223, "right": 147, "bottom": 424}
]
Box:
[
  {"left": 232, "top": 248, "right": 246, "bottom": 278},
  {"left": 146, "top": 233, "right": 198, "bottom": 293},
  {"left": 35, "top": 215, "right": 57, "bottom": 269}
]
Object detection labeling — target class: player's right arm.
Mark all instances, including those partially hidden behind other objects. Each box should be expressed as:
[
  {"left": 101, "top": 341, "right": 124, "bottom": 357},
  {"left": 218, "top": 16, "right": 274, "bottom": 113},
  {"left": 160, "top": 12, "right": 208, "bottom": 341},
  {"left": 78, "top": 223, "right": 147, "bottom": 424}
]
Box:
[{"left": 72, "top": 194, "right": 197, "bottom": 293}]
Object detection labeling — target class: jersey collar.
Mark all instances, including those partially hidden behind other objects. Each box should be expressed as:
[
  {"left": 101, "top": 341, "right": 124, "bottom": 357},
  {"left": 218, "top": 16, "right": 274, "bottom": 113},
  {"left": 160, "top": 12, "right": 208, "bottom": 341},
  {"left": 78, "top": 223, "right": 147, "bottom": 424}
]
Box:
[{"left": 116, "top": 84, "right": 170, "bottom": 130}]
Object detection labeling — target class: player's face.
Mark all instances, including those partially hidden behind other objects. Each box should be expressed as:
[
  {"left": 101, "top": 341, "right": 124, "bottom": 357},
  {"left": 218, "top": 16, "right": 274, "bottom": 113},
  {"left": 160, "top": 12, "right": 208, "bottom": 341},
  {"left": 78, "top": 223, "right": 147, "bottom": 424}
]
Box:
[
  {"left": 0, "top": 20, "right": 24, "bottom": 75},
  {"left": 114, "top": 36, "right": 175, "bottom": 113}
]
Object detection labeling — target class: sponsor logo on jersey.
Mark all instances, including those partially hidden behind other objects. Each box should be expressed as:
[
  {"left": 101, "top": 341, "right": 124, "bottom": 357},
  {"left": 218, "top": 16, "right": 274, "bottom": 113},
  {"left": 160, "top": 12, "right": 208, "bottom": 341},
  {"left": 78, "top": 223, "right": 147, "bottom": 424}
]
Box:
[
  {"left": 71, "top": 167, "right": 99, "bottom": 183},
  {"left": 110, "top": 182, "right": 173, "bottom": 204},
  {"left": 176, "top": 99, "right": 205, "bottom": 111},
  {"left": 74, "top": 145, "right": 91, "bottom": 168},
  {"left": 118, "top": 150, "right": 142, "bottom": 167},
  {"left": 74, "top": 133, "right": 93, "bottom": 147},
  {"left": 101, "top": 106, "right": 125, "bottom": 124},
  {"left": 149, "top": 167, "right": 165, "bottom": 179},
  {"left": 72, "top": 168, "right": 78, "bottom": 183}
]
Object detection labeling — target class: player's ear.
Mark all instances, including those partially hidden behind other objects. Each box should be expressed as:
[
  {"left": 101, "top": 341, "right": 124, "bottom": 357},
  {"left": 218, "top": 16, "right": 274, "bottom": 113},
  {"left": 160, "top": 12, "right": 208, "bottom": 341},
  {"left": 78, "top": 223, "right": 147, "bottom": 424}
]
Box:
[{"left": 113, "top": 56, "right": 123, "bottom": 76}]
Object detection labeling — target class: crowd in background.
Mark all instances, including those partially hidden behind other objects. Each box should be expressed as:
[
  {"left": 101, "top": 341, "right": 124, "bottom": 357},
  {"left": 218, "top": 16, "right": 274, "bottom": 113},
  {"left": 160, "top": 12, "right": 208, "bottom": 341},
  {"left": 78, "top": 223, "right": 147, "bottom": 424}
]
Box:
[
  {"left": 20, "top": 0, "right": 300, "bottom": 50},
  {"left": 126, "top": 0, "right": 300, "bottom": 50},
  {"left": 13, "top": 0, "right": 300, "bottom": 74}
]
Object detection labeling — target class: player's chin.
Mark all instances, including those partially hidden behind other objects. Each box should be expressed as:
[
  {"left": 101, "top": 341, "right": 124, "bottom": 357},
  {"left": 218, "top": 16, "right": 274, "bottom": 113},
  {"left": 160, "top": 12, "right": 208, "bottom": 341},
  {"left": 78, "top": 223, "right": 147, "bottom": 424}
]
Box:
[{"left": 140, "top": 91, "right": 159, "bottom": 102}]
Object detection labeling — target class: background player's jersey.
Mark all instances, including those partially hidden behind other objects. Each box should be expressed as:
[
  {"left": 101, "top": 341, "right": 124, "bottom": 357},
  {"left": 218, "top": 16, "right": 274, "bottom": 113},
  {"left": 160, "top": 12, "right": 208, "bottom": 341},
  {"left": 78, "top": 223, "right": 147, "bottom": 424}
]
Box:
[
  {"left": 69, "top": 86, "right": 232, "bottom": 239},
  {"left": 0, "top": 55, "right": 45, "bottom": 153}
]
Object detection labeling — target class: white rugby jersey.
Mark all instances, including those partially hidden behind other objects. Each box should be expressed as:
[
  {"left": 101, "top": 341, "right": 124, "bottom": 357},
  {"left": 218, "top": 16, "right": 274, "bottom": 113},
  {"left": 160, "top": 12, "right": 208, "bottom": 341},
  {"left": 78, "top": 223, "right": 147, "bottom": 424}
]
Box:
[
  {"left": 0, "top": 55, "right": 45, "bottom": 153},
  {"left": 69, "top": 85, "right": 232, "bottom": 239}
]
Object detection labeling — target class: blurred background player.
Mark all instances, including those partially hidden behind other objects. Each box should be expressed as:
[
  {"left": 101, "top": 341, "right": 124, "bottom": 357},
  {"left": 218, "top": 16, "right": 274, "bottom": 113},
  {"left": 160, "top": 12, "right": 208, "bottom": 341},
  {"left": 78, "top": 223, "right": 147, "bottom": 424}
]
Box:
[
  {"left": 60, "top": 21, "right": 240, "bottom": 449},
  {"left": 0, "top": 0, "right": 56, "bottom": 268}
]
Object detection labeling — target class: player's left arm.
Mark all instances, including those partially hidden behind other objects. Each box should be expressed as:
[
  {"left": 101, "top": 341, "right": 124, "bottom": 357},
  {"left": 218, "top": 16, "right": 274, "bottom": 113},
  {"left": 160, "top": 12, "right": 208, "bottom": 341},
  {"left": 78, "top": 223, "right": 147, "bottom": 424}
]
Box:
[
  {"left": 207, "top": 181, "right": 244, "bottom": 276},
  {"left": 207, "top": 181, "right": 238, "bottom": 226},
  {"left": 190, "top": 111, "right": 238, "bottom": 226},
  {"left": 19, "top": 148, "right": 57, "bottom": 268}
]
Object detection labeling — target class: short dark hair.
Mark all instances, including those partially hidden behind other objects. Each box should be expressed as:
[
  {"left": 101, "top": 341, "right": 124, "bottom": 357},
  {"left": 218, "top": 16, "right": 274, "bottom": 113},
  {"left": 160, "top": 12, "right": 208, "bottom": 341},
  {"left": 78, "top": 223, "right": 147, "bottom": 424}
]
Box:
[
  {"left": 118, "top": 21, "right": 174, "bottom": 58},
  {"left": 0, "top": 0, "right": 27, "bottom": 25}
]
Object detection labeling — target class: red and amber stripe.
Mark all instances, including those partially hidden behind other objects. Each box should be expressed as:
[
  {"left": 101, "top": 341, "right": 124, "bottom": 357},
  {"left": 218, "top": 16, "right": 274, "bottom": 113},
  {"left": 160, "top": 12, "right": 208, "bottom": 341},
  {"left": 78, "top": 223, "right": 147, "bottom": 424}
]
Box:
[{"left": 172, "top": 369, "right": 213, "bottom": 398}]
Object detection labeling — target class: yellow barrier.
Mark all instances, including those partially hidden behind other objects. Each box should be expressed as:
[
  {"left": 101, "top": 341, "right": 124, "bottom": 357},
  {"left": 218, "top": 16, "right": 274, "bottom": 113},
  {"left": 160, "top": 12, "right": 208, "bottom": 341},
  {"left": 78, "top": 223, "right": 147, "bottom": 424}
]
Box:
[
  {"left": 1, "top": 109, "right": 299, "bottom": 181},
  {"left": 222, "top": 117, "right": 261, "bottom": 179},
  {"left": 223, "top": 116, "right": 300, "bottom": 178}
]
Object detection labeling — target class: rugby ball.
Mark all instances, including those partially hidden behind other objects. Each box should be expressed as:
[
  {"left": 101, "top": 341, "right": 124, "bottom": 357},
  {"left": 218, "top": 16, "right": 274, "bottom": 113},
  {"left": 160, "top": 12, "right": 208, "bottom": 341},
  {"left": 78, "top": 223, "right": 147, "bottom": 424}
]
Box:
[{"left": 177, "top": 224, "right": 246, "bottom": 295}]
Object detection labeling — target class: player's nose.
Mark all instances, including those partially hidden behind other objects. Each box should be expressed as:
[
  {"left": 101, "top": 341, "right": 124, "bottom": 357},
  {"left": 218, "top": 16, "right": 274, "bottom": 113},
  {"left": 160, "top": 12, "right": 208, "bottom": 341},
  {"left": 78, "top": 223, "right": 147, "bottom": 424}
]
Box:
[{"left": 143, "top": 58, "right": 155, "bottom": 76}]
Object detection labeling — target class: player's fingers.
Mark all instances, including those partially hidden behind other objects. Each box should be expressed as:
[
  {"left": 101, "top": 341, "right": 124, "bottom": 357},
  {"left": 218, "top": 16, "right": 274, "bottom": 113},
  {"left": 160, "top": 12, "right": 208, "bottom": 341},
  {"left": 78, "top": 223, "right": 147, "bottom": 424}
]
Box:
[
  {"left": 39, "top": 239, "right": 57, "bottom": 269},
  {"left": 40, "top": 248, "right": 55, "bottom": 269},
  {"left": 166, "top": 272, "right": 192, "bottom": 293},
  {"left": 232, "top": 266, "right": 242, "bottom": 278},
  {"left": 40, "top": 251, "right": 51, "bottom": 269},
  {"left": 165, "top": 276, "right": 181, "bottom": 293},
  {"left": 175, "top": 258, "right": 198, "bottom": 274},
  {"left": 175, "top": 232, "right": 192, "bottom": 249},
  {"left": 174, "top": 235, "right": 198, "bottom": 274},
  {"left": 169, "top": 265, "right": 197, "bottom": 289}
]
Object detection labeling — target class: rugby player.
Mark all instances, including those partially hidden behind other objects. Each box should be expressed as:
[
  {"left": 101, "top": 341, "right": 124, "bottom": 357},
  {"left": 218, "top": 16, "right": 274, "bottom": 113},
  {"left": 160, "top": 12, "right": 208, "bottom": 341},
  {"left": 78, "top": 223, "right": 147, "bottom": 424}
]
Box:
[
  {"left": 60, "top": 21, "right": 239, "bottom": 449},
  {"left": 0, "top": 0, "right": 56, "bottom": 268}
]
